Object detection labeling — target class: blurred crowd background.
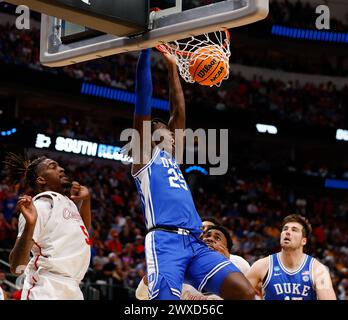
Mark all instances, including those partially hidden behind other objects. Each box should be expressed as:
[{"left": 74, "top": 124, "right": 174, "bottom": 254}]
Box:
[{"left": 0, "top": 0, "right": 348, "bottom": 300}]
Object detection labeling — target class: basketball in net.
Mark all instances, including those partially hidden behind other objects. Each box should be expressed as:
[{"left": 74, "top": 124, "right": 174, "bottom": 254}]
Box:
[
  {"left": 188, "top": 45, "right": 229, "bottom": 86},
  {"left": 156, "top": 29, "right": 231, "bottom": 87}
]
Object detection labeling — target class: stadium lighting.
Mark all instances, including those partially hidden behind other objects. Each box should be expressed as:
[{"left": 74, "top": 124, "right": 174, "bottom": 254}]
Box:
[
  {"left": 325, "top": 179, "right": 348, "bottom": 190},
  {"left": 256, "top": 124, "right": 278, "bottom": 135},
  {"left": 81, "top": 82, "right": 169, "bottom": 111},
  {"left": 0, "top": 128, "right": 17, "bottom": 136},
  {"left": 272, "top": 24, "right": 348, "bottom": 44},
  {"left": 185, "top": 166, "right": 208, "bottom": 175},
  {"left": 336, "top": 129, "right": 348, "bottom": 141}
]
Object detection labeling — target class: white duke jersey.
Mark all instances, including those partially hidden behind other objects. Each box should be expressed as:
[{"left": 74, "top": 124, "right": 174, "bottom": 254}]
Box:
[
  {"left": 0, "top": 287, "right": 4, "bottom": 300},
  {"left": 18, "top": 191, "right": 91, "bottom": 282},
  {"left": 133, "top": 147, "right": 202, "bottom": 233},
  {"left": 262, "top": 253, "right": 316, "bottom": 300}
]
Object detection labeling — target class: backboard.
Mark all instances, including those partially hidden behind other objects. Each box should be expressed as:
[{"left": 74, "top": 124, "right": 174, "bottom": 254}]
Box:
[
  {"left": 38, "top": 0, "right": 269, "bottom": 67},
  {"left": 6, "top": 0, "right": 149, "bottom": 36}
]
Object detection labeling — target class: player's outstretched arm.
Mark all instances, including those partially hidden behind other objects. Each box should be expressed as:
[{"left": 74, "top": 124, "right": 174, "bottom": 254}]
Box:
[
  {"left": 9, "top": 196, "right": 36, "bottom": 275},
  {"left": 313, "top": 260, "right": 336, "bottom": 300},
  {"left": 132, "top": 49, "right": 153, "bottom": 175},
  {"left": 246, "top": 257, "right": 269, "bottom": 298},
  {"left": 164, "top": 53, "right": 185, "bottom": 163}
]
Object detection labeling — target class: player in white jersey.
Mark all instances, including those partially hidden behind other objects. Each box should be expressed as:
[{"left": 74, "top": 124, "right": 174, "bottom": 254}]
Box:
[
  {"left": 201, "top": 217, "right": 251, "bottom": 275},
  {"left": 136, "top": 225, "right": 239, "bottom": 300},
  {"left": 246, "top": 214, "right": 336, "bottom": 300},
  {"left": 5, "top": 153, "right": 91, "bottom": 300}
]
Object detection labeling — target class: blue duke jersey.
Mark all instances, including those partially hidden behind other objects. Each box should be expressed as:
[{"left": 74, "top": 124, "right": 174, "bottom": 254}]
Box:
[
  {"left": 133, "top": 147, "right": 202, "bottom": 233},
  {"left": 263, "top": 253, "right": 317, "bottom": 300}
]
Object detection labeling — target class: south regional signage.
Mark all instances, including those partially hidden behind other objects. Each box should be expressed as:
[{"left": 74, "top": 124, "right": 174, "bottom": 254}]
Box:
[{"left": 35, "top": 133, "right": 132, "bottom": 163}]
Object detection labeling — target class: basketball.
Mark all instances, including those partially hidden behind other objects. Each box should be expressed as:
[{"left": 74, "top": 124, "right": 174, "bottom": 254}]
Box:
[{"left": 189, "top": 45, "right": 229, "bottom": 86}]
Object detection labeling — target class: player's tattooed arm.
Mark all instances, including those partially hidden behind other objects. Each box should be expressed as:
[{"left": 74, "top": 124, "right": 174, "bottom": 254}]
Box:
[
  {"left": 313, "top": 260, "right": 336, "bottom": 300},
  {"left": 9, "top": 196, "right": 36, "bottom": 275}
]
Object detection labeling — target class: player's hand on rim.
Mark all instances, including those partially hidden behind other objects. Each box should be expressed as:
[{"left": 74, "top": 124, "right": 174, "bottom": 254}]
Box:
[
  {"left": 17, "top": 195, "right": 37, "bottom": 226},
  {"left": 162, "top": 52, "right": 177, "bottom": 66}
]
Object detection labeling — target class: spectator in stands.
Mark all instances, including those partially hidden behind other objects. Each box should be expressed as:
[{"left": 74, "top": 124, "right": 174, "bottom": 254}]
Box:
[{"left": 107, "top": 229, "right": 123, "bottom": 254}]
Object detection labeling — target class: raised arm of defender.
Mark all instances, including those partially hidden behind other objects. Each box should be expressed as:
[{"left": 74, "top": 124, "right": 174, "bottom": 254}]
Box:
[{"left": 70, "top": 181, "right": 91, "bottom": 229}]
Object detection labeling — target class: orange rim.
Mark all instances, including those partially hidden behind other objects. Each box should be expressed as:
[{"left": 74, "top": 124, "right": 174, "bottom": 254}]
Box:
[{"left": 156, "top": 43, "right": 192, "bottom": 57}]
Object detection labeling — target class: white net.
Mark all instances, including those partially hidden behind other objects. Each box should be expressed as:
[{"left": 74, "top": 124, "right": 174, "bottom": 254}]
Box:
[{"left": 156, "top": 29, "right": 231, "bottom": 87}]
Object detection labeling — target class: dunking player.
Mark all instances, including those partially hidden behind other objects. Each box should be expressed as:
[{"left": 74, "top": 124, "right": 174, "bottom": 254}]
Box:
[
  {"left": 5, "top": 154, "right": 91, "bottom": 300},
  {"left": 201, "top": 217, "right": 251, "bottom": 275},
  {"left": 246, "top": 214, "right": 336, "bottom": 300},
  {"left": 136, "top": 225, "right": 239, "bottom": 300},
  {"left": 131, "top": 49, "right": 254, "bottom": 300}
]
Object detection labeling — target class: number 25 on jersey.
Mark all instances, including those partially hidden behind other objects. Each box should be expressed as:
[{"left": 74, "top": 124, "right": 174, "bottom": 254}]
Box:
[{"left": 168, "top": 168, "right": 188, "bottom": 190}]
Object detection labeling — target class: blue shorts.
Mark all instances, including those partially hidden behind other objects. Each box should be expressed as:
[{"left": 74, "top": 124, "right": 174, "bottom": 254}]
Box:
[{"left": 145, "top": 230, "right": 241, "bottom": 300}]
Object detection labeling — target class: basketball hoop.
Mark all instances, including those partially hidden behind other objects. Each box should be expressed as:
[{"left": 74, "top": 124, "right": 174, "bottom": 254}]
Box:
[{"left": 156, "top": 29, "right": 231, "bottom": 87}]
